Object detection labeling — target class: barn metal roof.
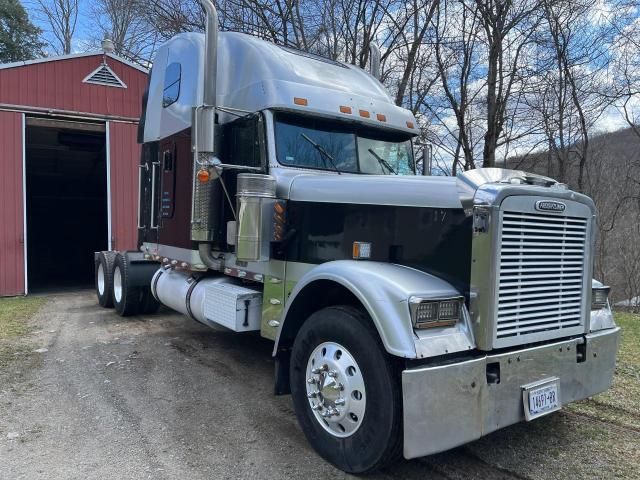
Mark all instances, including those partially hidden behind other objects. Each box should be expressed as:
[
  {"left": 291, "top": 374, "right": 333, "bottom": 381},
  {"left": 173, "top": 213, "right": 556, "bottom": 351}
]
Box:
[
  {"left": 0, "top": 51, "right": 149, "bottom": 120},
  {"left": 0, "top": 51, "right": 148, "bottom": 73}
]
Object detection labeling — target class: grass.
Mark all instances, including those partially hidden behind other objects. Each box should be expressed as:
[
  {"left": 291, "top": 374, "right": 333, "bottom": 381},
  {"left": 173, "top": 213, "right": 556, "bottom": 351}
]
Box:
[
  {"left": 0, "top": 296, "right": 47, "bottom": 339},
  {"left": 0, "top": 296, "right": 47, "bottom": 368},
  {"left": 568, "top": 312, "right": 640, "bottom": 429}
]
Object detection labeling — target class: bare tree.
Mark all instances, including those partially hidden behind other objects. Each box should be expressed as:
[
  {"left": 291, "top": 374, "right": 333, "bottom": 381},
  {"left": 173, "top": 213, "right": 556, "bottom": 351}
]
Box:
[
  {"left": 36, "top": 0, "right": 79, "bottom": 54},
  {"left": 385, "top": 0, "right": 439, "bottom": 106},
  {"left": 472, "top": 0, "right": 543, "bottom": 168},
  {"left": 429, "top": 0, "right": 483, "bottom": 173},
  {"left": 91, "top": 0, "right": 159, "bottom": 64},
  {"left": 520, "top": 0, "right": 613, "bottom": 190}
]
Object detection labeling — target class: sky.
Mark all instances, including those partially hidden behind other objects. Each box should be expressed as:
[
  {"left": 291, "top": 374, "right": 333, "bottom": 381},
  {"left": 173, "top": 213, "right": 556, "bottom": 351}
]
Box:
[{"left": 24, "top": 0, "right": 96, "bottom": 56}]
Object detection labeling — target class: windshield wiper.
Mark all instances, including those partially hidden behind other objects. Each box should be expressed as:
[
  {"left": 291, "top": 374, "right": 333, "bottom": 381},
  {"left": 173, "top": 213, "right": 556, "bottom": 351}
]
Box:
[
  {"left": 368, "top": 148, "right": 397, "bottom": 175},
  {"left": 300, "top": 133, "right": 342, "bottom": 175}
]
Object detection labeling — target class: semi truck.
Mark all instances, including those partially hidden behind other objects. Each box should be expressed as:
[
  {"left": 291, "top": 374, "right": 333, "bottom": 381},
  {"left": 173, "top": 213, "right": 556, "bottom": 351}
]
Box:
[{"left": 94, "top": 0, "right": 620, "bottom": 473}]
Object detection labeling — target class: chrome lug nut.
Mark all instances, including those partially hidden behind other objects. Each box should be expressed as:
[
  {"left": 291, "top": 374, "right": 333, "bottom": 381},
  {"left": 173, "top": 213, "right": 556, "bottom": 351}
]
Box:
[
  {"left": 334, "top": 398, "right": 345, "bottom": 406},
  {"left": 307, "top": 378, "right": 316, "bottom": 384},
  {"left": 327, "top": 370, "right": 338, "bottom": 378},
  {"left": 307, "top": 392, "right": 317, "bottom": 399},
  {"left": 311, "top": 365, "right": 327, "bottom": 374}
]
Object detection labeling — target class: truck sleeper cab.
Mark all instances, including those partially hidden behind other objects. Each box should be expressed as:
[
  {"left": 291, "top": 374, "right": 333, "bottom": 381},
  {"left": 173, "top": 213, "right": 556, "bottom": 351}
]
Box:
[{"left": 94, "top": 1, "right": 620, "bottom": 473}]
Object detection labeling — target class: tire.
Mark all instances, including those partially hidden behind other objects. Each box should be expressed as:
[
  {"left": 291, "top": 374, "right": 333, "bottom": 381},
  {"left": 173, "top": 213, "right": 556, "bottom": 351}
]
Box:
[
  {"left": 290, "top": 306, "right": 402, "bottom": 473},
  {"left": 139, "top": 287, "right": 160, "bottom": 314},
  {"left": 113, "top": 253, "right": 141, "bottom": 317},
  {"left": 95, "top": 251, "right": 117, "bottom": 308}
]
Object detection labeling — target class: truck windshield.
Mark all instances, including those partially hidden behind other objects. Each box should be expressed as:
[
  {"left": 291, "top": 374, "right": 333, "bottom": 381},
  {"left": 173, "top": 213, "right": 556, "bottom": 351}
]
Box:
[{"left": 274, "top": 113, "right": 415, "bottom": 175}]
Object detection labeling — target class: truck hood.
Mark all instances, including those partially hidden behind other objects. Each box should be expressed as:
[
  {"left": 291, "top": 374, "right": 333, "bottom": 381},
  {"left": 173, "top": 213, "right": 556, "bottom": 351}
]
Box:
[
  {"left": 278, "top": 167, "right": 585, "bottom": 211},
  {"left": 285, "top": 173, "right": 464, "bottom": 209}
]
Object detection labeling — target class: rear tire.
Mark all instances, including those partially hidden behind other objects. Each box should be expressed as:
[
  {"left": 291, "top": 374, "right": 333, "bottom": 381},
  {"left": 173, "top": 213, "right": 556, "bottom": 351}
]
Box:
[
  {"left": 290, "top": 306, "right": 402, "bottom": 473},
  {"left": 113, "top": 253, "right": 141, "bottom": 317},
  {"left": 95, "top": 251, "right": 116, "bottom": 308}
]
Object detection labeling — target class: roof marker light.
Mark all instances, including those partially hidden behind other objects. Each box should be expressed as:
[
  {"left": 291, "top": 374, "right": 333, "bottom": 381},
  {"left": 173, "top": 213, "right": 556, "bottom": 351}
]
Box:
[
  {"left": 340, "top": 106, "right": 352, "bottom": 114},
  {"left": 294, "top": 97, "right": 308, "bottom": 106},
  {"left": 359, "top": 110, "right": 370, "bottom": 118},
  {"left": 376, "top": 113, "right": 387, "bottom": 122},
  {"left": 406, "top": 121, "right": 415, "bottom": 129}
]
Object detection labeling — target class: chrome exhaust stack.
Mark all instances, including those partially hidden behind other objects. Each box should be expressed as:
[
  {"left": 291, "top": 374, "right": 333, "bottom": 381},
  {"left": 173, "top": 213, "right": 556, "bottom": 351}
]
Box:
[
  {"left": 369, "top": 43, "right": 381, "bottom": 80},
  {"left": 191, "top": 0, "right": 220, "bottom": 265}
]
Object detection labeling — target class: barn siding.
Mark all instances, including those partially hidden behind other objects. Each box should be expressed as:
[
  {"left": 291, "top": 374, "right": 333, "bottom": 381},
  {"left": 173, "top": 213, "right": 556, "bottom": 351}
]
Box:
[
  {"left": 0, "top": 111, "right": 25, "bottom": 296},
  {"left": 0, "top": 55, "right": 147, "bottom": 119},
  {"left": 109, "top": 121, "right": 140, "bottom": 251}
]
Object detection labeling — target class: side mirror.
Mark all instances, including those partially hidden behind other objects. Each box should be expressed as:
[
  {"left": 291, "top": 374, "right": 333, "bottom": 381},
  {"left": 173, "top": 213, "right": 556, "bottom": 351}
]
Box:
[{"left": 421, "top": 144, "right": 432, "bottom": 176}]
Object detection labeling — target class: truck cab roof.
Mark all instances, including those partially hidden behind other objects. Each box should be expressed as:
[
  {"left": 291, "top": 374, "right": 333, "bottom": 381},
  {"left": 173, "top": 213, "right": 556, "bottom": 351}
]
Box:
[{"left": 143, "top": 31, "right": 418, "bottom": 143}]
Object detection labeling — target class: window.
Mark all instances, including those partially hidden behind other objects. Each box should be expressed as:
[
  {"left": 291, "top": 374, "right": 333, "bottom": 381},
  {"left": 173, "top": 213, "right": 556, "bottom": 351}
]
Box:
[
  {"left": 275, "top": 115, "right": 358, "bottom": 172},
  {"left": 221, "top": 113, "right": 265, "bottom": 169},
  {"left": 357, "top": 135, "right": 414, "bottom": 175},
  {"left": 274, "top": 113, "right": 414, "bottom": 175},
  {"left": 162, "top": 62, "right": 181, "bottom": 107}
]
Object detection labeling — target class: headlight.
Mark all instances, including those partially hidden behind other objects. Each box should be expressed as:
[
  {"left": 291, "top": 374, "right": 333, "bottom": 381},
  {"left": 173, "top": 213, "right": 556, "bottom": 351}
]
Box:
[
  {"left": 592, "top": 286, "right": 610, "bottom": 310},
  {"left": 409, "top": 296, "right": 463, "bottom": 329}
]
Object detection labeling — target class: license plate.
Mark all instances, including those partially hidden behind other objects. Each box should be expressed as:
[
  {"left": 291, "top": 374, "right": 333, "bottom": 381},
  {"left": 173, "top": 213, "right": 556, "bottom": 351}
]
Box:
[{"left": 522, "top": 378, "right": 560, "bottom": 420}]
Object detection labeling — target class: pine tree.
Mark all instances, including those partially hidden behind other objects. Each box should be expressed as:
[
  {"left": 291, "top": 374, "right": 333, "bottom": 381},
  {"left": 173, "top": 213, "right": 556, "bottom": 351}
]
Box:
[{"left": 0, "top": 0, "right": 44, "bottom": 63}]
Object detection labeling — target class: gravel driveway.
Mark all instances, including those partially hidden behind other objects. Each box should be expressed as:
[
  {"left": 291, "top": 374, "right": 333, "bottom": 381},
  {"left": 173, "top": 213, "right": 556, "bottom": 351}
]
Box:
[{"left": 1, "top": 291, "right": 637, "bottom": 479}]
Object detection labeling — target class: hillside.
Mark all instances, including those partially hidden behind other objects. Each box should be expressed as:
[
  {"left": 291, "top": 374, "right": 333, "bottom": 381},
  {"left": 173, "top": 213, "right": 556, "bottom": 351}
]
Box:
[{"left": 509, "top": 127, "right": 640, "bottom": 308}]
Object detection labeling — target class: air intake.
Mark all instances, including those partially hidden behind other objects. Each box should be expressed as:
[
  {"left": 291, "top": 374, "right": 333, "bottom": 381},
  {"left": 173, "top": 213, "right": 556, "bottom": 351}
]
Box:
[
  {"left": 492, "top": 196, "right": 592, "bottom": 348},
  {"left": 83, "top": 63, "right": 126, "bottom": 88}
]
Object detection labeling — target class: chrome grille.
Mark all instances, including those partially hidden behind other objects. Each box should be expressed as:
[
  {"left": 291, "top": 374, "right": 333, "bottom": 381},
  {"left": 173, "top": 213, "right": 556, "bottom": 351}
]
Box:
[{"left": 496, "top": 210, "right": 588, "bottom": 342}]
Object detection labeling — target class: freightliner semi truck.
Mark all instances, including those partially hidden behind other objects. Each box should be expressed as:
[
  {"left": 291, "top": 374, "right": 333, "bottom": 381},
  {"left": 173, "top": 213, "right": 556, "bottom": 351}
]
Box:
[{"left": 94, "top": 0, "right": 620, "bottom": 473}]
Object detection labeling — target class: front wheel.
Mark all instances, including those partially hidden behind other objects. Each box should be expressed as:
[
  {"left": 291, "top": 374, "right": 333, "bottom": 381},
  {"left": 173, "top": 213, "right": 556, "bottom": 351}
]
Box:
[{"left": 290, "top": 306, "right": 402, "bottom": 473}]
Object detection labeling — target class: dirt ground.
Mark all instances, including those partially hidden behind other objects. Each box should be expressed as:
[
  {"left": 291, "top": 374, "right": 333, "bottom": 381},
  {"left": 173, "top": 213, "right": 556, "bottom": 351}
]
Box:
[{"left": 1, "top": 291, "right": 638, "bottom": 480}]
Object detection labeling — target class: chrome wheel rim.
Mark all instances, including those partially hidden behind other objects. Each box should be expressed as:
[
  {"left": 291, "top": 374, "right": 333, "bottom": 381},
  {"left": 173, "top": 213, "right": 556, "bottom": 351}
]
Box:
[
  {"left": 305, "top": 342, "right": 366, "bottom": 438},
  {"left": 97, "top": 263, "right": 105, "bottom": 295},
  {"left": 113, "top": 266, "right": 123, "bottom": 303}
]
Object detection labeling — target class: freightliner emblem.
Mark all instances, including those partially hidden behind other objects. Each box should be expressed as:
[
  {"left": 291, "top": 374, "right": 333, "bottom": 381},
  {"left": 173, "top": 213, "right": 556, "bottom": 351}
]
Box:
[{"left": 535, "top": 200, "right": 566, "bottom": 213}]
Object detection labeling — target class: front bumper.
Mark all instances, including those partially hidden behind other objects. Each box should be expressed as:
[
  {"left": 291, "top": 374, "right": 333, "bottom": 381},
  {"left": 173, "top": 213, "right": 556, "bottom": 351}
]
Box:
[{"left": 402, "top": 327, "right": 620, "bottom": 459}]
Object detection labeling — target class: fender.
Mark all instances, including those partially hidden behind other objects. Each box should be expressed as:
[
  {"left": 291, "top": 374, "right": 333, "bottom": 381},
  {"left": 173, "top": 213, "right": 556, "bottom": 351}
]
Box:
[{"left": 273, "top": 260, "right": 475, "bottom": 360}]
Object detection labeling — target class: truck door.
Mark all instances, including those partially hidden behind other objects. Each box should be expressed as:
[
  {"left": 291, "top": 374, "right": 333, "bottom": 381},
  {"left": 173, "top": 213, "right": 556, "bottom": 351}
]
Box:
[
  {"left": 156, "top": 132, "right": 193, "bottom": 250},
  {"left": 137, "top": 141, "right": 160, "bottom": 248}
]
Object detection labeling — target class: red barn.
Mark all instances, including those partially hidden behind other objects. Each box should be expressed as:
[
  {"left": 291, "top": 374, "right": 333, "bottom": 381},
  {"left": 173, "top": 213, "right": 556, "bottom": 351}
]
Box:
[{"left": 0, "top": 47, "right": 148, "bottom": 296}]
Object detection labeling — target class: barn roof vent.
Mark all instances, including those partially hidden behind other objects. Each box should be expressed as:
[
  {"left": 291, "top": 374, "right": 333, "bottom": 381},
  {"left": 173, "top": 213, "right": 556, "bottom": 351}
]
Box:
[{"left": 83, "top": 62, "right": 127, "bottom": 88}]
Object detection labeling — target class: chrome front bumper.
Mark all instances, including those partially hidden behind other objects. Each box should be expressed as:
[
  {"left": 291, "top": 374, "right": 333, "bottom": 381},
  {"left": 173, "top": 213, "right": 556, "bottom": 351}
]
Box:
[{"left": 402, "top": 327, "right": 620, "bottom": 459}]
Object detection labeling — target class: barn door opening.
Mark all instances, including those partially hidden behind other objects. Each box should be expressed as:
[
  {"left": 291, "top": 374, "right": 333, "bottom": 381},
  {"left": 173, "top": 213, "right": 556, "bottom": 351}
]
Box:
[{"left": 25, "top": 117, "right": 108, "bottom": 293}]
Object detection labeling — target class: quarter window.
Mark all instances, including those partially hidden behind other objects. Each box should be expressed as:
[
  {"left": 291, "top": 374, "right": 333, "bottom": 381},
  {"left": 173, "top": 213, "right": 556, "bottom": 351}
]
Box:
[{"left": 162, "top": 62, "right": 181, "bottom": 107}]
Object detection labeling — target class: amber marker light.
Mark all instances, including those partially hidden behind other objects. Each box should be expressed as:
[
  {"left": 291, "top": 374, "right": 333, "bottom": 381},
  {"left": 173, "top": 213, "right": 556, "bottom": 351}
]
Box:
[
  {"left": 340, "top": 106, "right": 352, "bottom": 114},
  {"left": 359, "top": 110, "right": 371, "bottom": 118},
  {"left": 352, "top": 241, "right": 372, "bottom": 260},
  {"left": 406, "top": 121, "right": 415, "bottom": 129},
  {"left": 376, "top": 113, "right": 387, "bottom": 122},
  {"left": 294, "top": 97, "right": 308, "bottom": 106},
  {"left": 197, "top": 168, "right": 210, "bottom": 183}
]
